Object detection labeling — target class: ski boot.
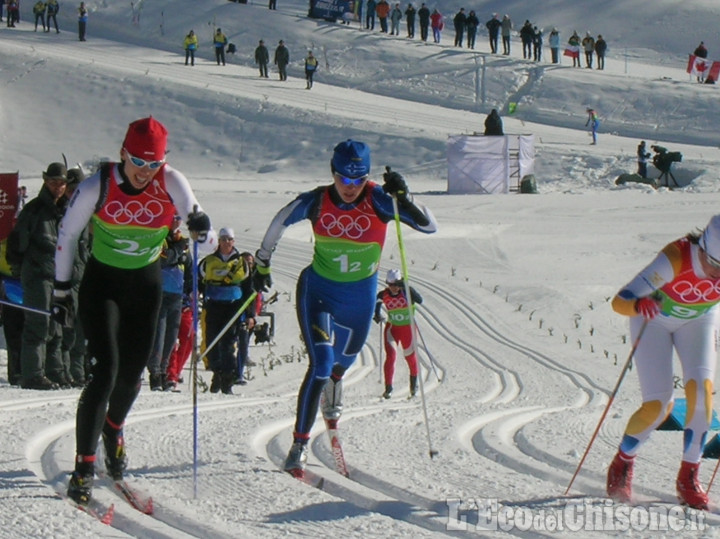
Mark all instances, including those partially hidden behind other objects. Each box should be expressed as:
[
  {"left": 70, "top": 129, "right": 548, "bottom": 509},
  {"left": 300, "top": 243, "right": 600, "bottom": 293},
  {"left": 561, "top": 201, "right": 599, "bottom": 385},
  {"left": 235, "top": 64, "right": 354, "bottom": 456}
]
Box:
[
  {"left": 221, "top": 372, "right": 234, "bottom": 395},
  {"left": 210, "top": 372, "right": 221, "bottom": 394},
  {"left": 102, "top": 426, "right": 128, "bottom": 481},
  {"left": 606, "top": 451, "right": 634, "bottom": 503},
  {"left": 676, "top": 461, "right": 709, "bottom": 509},
  {"left": 67, "top": 456, "right": 95, "bottom": 505},
  {"left": 382, "top": 385, "right": 393, "bottom": 399},
  {"left": 409, "top": 375, "right": 418, "bottom": 397},
  {"left": 284, "top": 442, "right": 309, "bottom": 477},
  {"left": 149, "top": 373, "right": 163, "bottom": 391},
  {"left": 321, "top": 376, "right": 343, "bottom": 421}
]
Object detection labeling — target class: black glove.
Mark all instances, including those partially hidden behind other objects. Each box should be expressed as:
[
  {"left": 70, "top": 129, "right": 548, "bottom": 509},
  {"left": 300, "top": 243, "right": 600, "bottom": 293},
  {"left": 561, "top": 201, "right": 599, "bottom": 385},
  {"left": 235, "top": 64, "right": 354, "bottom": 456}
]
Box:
[
  {"left": 252, "top": 252, "right": 272, "bottom": 292},
  {"left": 382, "top": 168, "right": 409, "bottom": 203},
  {"left": 51, "top": 284, "right": 74, "bottom": 328},
  {"left": 187, "top": 210, "right": 211, "bottom": 242}
]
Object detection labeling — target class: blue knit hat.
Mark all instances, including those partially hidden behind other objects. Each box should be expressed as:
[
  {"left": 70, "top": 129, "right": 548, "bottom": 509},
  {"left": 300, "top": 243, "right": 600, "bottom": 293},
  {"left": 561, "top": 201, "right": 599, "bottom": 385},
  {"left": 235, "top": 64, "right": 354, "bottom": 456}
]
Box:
[{"left": 332, "top": 139, "right": 371, "bottom": 178}]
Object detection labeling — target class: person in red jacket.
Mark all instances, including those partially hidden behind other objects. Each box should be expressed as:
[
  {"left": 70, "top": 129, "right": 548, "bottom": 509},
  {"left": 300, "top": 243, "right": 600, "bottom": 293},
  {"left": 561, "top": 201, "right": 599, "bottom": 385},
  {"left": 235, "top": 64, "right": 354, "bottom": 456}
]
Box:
[
  {"left": 375, "top": 0, "right": 390, "bottom": 33},
  {"left": 430, "top": 9, "right": 443, "bottom": 43},
  {"left": 373, "top": 269, "right": 422, "bottom": 399}
]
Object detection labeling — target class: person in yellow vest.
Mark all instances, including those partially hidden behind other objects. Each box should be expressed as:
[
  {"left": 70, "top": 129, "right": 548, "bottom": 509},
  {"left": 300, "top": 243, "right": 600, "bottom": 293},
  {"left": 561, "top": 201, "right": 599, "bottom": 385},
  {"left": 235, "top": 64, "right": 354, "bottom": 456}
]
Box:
[
  {"left": 183, "top": 29, "right": 197, "bottom": 66},
  {"left": 304, "top": 51, "right": 318, "bottom": 89}
]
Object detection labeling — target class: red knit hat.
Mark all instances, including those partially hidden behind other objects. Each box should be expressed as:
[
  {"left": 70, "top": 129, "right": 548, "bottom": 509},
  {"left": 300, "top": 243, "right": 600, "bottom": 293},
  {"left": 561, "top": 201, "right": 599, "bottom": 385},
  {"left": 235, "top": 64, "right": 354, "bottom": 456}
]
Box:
[{"left": 122, "top": 116, "right": 168, "bottom": 160}]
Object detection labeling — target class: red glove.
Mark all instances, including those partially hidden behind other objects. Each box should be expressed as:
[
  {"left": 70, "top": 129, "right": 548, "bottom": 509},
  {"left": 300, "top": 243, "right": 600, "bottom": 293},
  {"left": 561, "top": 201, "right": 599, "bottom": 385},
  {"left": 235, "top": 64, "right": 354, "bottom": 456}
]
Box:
[{"left": 635, "top": 297, "right": 660, "bottom": 319}]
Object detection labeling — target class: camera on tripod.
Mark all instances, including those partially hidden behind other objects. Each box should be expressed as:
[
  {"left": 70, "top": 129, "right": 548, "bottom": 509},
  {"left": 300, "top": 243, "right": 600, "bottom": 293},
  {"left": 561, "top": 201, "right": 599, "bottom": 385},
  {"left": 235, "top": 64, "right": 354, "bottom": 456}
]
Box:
[{"left": 651, "top": 145, "right": 683, "bottom": 174}]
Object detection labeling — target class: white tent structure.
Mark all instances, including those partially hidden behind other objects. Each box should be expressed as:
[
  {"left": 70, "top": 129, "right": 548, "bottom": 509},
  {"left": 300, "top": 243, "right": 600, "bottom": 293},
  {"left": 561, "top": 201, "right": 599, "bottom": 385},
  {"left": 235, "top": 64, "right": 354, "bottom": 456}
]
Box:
[{"left": 447, "top": 134, "right": 535, "bottom": 194}]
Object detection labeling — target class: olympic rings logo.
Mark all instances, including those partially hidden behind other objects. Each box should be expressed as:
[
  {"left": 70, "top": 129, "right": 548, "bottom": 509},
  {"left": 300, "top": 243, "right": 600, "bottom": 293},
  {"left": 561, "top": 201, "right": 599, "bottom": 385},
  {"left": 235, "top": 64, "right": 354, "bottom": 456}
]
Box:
[
  {"left": 319, "top": 213, "right": 371, "bottom": 239},
  {"left": 385, "top": 297, "right": 408, "bottom": 310},
  {"left": 670, "top": 279, "right": 720, "bottom": 303},
  {"left": 104, "top": 199, "right": 165, "bottom": 225}
]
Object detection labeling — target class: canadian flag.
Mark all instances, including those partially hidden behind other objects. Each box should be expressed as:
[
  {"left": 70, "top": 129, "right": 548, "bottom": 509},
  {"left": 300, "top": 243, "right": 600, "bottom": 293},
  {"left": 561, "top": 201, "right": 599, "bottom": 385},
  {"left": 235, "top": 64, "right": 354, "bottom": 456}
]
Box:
[{"left": 687, "top": 54, "right": 720, "bottom": 80}]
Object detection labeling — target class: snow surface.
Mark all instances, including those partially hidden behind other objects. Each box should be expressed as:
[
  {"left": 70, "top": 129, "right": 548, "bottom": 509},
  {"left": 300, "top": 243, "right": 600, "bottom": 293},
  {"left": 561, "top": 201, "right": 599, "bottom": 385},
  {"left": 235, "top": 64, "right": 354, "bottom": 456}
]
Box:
[{"left": 2, "top": 0, "right": 720, "bottom": 537}]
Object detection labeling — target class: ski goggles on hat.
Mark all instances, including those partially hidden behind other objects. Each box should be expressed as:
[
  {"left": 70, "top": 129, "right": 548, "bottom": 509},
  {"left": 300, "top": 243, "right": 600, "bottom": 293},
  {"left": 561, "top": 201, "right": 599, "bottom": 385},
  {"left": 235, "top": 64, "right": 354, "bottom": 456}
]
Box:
[
  {"left": 124, "top": 149, "right": 165, "bottom": 170},
  {"left": 334, "top": 172, "right": 368, "bottom": 186}
]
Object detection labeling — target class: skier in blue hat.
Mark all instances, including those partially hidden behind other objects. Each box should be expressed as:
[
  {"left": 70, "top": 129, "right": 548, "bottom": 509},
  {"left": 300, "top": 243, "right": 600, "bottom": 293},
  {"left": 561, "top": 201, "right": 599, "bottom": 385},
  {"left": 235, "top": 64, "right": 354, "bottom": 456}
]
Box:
[{"left": 253, "top": 139, "right": 437, "bottom": 477}]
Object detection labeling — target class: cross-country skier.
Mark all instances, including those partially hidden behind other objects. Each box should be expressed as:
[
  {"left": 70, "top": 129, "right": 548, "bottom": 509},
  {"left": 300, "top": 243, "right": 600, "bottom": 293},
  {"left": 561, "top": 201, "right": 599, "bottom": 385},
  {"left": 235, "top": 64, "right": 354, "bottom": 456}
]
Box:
[
  {"left": 374, "top": 268, "right": 422, "bottom": 399},
  {"left": 607, "top": 214, "right": 720, "bottom": 509},
  {"left": 253, "top": 139, "right": 437, "bottom": 476},
  {"left": 53, "top": 116, "right": 216, "bottom": 505}
]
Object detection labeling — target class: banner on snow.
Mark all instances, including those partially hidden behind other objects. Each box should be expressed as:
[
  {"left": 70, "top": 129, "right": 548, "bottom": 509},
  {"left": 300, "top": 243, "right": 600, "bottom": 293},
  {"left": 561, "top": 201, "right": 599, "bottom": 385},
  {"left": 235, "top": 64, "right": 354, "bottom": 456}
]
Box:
[
  {"left": 686, "top": 54, "right": 720, "bottom": 81},
  {"left": 0, "top": 172, "right": 18, "bottom": 242},
  {"left": 308, "top": 0, "right": 356, "bottom": 21}
]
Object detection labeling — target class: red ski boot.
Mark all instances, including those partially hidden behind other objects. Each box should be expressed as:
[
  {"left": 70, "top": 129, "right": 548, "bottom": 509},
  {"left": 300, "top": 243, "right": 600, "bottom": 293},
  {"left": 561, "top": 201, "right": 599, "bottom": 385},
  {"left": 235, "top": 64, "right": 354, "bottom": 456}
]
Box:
[
  {"left": 676, "top": 461, "right": 709, "bottom": 510},
  {"left": 606, "top": 451, "right": 634, "bottom": 503}
]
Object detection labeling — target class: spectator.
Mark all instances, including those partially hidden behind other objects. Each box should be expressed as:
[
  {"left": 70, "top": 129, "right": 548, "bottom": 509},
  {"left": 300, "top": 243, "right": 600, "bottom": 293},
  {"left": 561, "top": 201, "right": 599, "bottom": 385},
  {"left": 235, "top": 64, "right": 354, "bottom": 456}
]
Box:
[
  {"left": 404, "top": 2, "right": 415, "bottom": 38},
  {"left": 148, "top": 215, "right": 192, "bottom": 391},
  {"left": 199, "top": 227, "right": 250, "bottom": 395},
  {"left": 6, "top": 0, "right": 18, "bottom": 27},
  {"left": 213, "top": 28, "right": 227, "bottom": 66},
  {"left": 485, "top": 12, "right": 500, "bottom": 53},
  {"left": 0, "top": 0, "right": 4, "bottom": 23},
  {"left": 60, "top": 167, "right": 90, "bottom": 388},
  {"left": 304, "top": 50, "right": 318, "bottom": 89},
  {"left": 484, "top": 108, "right": 504, "bottom": 136},
  {"left": 15, "top": 185, "right": 27, "bottom": 218},
  {"left": 183, "top": 30, "right": 197, "bottom": 66},
  {"left": 255, "top": 39, "right": 269, "bottom": 77},
  {"left": 0, "top": 266, "right": 23, "bottom": 386},
  {"left": 77, "top": 2, "right": 87, "bottom": 41},
  {"left": 46, "top": 0, "right": 59, "bottom": 33},
  {"left": 376, "top": 0, "right": 390, "bottom": 33},
  {"left": 637, "top": 141, "right": 651, "bottom": 178},
  {"left": 532, "top": 26, "right": 542, "bottom": 62},
  {"left": 430, "top": 8, "right": 442, "bottom": 44},
  {"left": 274, "top": 39, "right": 289, "bottom": 81},
  {"left": 501, "top": 14, "right": 512, "bottom": 55},
  {"left": 586, "top": 107, "right": 599, "bottom": 145},
  {"left": 253, "top": 139, "right": 437, "bottom": 476},
  {"left": 390, "top": 3, "right": 401, "bottom": 36},
  {"left": 595, "top": 35, "right": 607, "bottom": 70},
  {"left": 33, "top": 0, "right": 46, "bottom": 32},
  {"left": 582, "top": 32, "right": 595, "bottom": 68},
  {"left": 8, "top": 163, "right": 68, "bottom": 390},
  {"left": 465, "top": 10, "right": 478, "bottom": 50},
  {"left": 694, "top": 42, "right": 708, "bottom": 82},
  {"left": 568, "top": 31, "right": 581, "bottom": 67},
  {"left": 374, "top": 269, "right": 422, "bottom": 399},
  {"left": 365, "top": 0, "right": 376, "bottom": 30},
  {"left": 417, "top": 2, "right": 429, "bottom": 42},
  {"left": 268, "top": 0, "right": 276, "bottom": 9},
  {"left": 520, "top": 20, "right": 534, "bottom": 59},
  {"left": 55, "top": 116, "right": 215, "bottom": 506},
  {"left": 164, "top": 293, "right": 194, "bottom": 391},
  {"left": 453, "top": 8, "right": 466, "bottom": 48},
  {"left": 549, "top": 28, "right": 560, "bottom": 64}
]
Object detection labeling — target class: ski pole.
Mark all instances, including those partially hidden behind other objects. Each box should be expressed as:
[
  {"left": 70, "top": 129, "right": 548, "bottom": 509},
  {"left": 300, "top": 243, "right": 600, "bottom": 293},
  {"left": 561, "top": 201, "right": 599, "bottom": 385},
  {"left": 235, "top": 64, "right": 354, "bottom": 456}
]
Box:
[
  {"left": 415, "top": 321, "right": 442, "bottom": 382},
  {"left": 196, "top": 291, "right": 258, "bottom": 365},
  {"left": 391, "top": 184, "right": 438, "bottom": 459},
  {"left": 191, "top": 236, "right": 200, "bottom": 499},
  {"left": 378, "top": 320, "right": 384, "bottom": 384},
  {"left": 0, "top": 298, "right": 51, "bottom": 317},
  {"left": 564, "top": 318, "right": 649, "bottom": 496}
]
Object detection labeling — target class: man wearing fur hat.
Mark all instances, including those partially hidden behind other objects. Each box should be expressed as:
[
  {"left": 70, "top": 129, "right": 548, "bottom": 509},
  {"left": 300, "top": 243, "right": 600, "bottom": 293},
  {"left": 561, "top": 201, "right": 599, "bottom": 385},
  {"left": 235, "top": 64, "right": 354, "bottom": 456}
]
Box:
[
  {"left": 53, "top": 117, "right": 216, "bottom": 505},
  {"left": 8, "top": 162, "right": 68, "bottom": 390}
]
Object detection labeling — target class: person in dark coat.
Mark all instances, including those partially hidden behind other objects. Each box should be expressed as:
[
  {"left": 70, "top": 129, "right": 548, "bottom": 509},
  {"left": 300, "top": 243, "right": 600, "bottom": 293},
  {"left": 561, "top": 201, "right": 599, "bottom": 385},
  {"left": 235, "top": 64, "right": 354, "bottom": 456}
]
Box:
[
  {"left": 594, "top": 35, "right": 607, "bottom": 70},
  {"left": 694, "top": 42, "right": 708, "bottom": 82},
  {"left": 465, "top": 10, "right": 479, "bottom": 49},
  {"left": 520, "top": 20, "right": 534, "bottom": 59},
  {"left": 417, "top": 2, "right": 429, "bottom": 42},
  {"left": 274, "top": 39, "right": 289, "bottom": 81},
  {"left": 255, "top": 39, "right": 269, "bottom": 78},
  {"left": 453, "top": 8, "right": 466, "bottom": 47},
  {"left": 532, "top": 26, "right": 543, "bottom": 62},
  {"left": 484, "top": 109, "right": 504, "bottom": 136},
  {"left": 637, "top": 141, "right": 651, "bottom": 178},
  {"left": 404, "top": 3, "right": 415, "bottom": 38},
  {"left": 485, "top": 13, "right": 501, "bottom": 53}
]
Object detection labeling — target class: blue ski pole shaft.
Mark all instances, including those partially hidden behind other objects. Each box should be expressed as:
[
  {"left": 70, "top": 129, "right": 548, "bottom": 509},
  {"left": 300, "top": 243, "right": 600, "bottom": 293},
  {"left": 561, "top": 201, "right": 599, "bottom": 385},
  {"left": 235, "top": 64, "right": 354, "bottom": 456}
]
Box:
[{"left": 192, "top": 238, "right": 199, "bottom": 499}]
